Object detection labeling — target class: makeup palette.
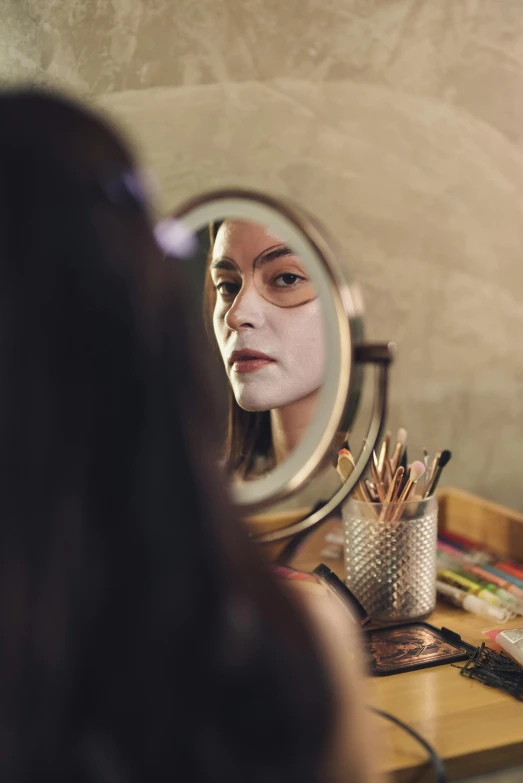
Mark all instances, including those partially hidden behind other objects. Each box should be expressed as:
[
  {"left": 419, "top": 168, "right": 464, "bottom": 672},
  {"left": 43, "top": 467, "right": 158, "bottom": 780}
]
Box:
[
  {"left": 364, "top": 622, "right": 475, "bottom": 676},
  {"left": 273, "top": 564, "right": 476, "bottom": 676}
]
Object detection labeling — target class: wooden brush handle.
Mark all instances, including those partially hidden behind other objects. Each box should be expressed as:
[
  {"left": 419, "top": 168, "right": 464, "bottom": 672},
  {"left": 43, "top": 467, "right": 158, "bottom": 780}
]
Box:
[
  {"left": 390, "top": 442, "right": 403, "bottom": 474},
  {"left": 370, "top": 460, "right": 386, "bottom": 502},
  {"left": 380, "top": 466, "right": 405, "bottom": 522}
]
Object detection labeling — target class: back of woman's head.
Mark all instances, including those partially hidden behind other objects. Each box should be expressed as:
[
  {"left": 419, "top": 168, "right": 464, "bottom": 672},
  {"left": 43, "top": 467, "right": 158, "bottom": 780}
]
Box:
[{"left": 0, "top": 89, "right": 334, "bottom": 783}]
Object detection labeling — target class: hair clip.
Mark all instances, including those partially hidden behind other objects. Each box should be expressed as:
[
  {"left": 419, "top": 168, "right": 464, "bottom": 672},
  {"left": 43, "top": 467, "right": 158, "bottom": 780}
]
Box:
[
  {"left": 155, "top": 217, "right": 198, "bottom": 260},
  {"left": 458, "top": 643, "right": 523, "bottom": 700}
]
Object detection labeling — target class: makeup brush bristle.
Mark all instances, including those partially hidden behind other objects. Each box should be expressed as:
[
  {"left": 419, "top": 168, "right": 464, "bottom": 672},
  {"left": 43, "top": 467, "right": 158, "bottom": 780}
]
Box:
[
  {"left": 410, "top": 460, "right": 426, "bottom": 482},
  {"left": 337, "top": 450, "right": 356, "bottom": 482},
  {"left": 397, "top": 427, "right": 407, "bottom": 446},
  {"left": 439, "top": 449, "right": 452, "bottom": 468}
]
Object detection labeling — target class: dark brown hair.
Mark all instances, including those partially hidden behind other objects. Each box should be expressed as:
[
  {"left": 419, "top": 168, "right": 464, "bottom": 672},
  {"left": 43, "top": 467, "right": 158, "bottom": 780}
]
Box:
[
  {"left": 203, "top": 222, "right": 273, "bottom": 479},
  {"left": 0, "top": 88, "right": 335, "bottom": 783}
]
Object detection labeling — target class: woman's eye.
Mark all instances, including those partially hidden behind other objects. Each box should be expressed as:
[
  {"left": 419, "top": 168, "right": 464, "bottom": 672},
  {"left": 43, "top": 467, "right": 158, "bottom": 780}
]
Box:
[
  {"left": 273, "top": 273, "right": 306, "bottom": 288},
  {"left": 216, "top": 281, "right": 240, "bottom": 297}
]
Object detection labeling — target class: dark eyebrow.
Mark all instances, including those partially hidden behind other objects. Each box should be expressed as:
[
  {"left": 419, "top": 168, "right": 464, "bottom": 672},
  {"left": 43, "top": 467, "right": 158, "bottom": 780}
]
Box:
[
  {"left": 210, "top": 257, "right": 240, "bottom": 272},
  {"left": 254, "top": 246, "right": 296, "bottom": 268}
]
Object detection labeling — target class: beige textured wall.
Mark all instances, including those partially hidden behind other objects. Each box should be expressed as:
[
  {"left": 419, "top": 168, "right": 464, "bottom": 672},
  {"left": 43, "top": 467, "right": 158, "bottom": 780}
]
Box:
[{"left": 3, "top": 1, "right": 523, "bottom": 510}]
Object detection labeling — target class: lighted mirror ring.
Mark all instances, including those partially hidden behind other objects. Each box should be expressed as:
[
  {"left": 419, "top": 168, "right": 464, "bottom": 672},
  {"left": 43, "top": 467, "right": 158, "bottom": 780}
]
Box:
[{"left": 161, "top": 189, "right": 363, "bottom": 513}]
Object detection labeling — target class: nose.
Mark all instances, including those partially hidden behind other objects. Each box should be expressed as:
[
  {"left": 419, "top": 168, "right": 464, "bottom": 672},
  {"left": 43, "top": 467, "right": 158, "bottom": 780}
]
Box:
[{"left": 224, "top": 284, "right": 266, "bottom": 331}]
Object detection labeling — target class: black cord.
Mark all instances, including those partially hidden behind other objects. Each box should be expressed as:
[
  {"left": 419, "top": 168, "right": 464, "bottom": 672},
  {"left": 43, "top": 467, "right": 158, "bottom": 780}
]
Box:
[{"left": 369, "top": 707, "right": 447, "bottom": 783}]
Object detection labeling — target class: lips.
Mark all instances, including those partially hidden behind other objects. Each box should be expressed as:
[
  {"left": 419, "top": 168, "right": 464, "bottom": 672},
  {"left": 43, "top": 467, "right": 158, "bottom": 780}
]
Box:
[{"left": 228, "top": 349, "right": 275, "bottom": 374}]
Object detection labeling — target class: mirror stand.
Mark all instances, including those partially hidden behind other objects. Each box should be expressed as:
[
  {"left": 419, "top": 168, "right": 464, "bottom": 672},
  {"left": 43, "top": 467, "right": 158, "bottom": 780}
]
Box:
[{"left": 252, "top": 341, "right": 395, "bottom": 556}]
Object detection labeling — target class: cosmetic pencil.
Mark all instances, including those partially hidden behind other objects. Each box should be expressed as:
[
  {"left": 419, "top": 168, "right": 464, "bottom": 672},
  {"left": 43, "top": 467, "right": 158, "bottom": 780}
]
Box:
[
  {"left": 437, "top": 542, "right": 523, "bottom": 603},
  {"left": 499, "top": 556, "right": 523, "bottom": 572},
  {"left": 493, "top": 560, "right": 523, "bottom": 581},
  {"left": 480, "top": 563, "right": 523, "bottom": 592},
  {"left": 437, "top": 539, "right": 491, "bottom": 570},
  {"left": 438, "top": 569, "right": 508, "bottom": 610},
  {"left": 439, "top": 530, "right": 491, "bottom": 555},
  {"left": 438, "top": 533, "right": 491, "bottom": 564},
  {"left": 439, "top": 530, "right": 523, "bottom": 588},
  {"left": 437, "top": 581, "right": 511, "bottom": 623},
  {"left": 437, "top": 554, "right": 522, "bottom": 616}
]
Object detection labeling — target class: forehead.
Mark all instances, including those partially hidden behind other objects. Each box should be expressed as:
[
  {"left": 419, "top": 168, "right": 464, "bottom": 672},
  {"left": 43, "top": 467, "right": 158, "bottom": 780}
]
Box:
[{"left": 213, "top": 219, "right": 285, "bottom": 266}]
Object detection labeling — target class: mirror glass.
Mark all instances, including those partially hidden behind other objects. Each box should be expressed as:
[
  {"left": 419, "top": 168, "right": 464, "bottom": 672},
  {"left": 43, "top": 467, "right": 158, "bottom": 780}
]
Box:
[
  {"left": 187, "top": 219, "right": 323, "bottom": 479},
  {"left": 157, "top": 191, "right": 360, "bottom": 513}
]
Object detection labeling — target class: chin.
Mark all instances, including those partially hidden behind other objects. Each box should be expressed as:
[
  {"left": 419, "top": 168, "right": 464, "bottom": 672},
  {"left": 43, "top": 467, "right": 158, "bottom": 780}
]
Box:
[
  {"left": 234, "top": 391, "right": 304, "bottom": 413},
  {"left": 231, "top": 379, "right": 322, "bottom": 413},
  {"left": 236, "top": 397, "right": 272, "bottom": 413}
]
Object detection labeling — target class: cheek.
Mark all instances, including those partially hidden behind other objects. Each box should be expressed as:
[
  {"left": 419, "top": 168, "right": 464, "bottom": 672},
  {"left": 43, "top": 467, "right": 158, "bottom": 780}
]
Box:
[
  {"left": 275, "top": 303, "right": 325, "bottom": 368},
  {"left": 213, "top": 310, "right": 228, "bottom": 358}
]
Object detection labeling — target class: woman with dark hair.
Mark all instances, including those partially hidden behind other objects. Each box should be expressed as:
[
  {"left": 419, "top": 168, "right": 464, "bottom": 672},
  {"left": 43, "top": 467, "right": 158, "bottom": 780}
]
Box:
[
  {"left": 0, "top": 88, "right": 378, "bottom": 783},
  {"left": 203, "top": 220, "right": 326, "bottom": 481}
]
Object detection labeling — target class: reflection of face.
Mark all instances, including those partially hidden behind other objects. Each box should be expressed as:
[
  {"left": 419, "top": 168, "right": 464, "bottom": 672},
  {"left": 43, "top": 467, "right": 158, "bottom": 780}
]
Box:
[{"left": 210, "top": 220, "right": 325, "bottom": 412}]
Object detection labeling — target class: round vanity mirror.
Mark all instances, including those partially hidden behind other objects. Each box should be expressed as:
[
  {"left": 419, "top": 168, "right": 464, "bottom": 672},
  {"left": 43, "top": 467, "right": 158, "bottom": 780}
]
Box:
[{"left": 157, "top": 190, "right": 393, "bottom": 550}]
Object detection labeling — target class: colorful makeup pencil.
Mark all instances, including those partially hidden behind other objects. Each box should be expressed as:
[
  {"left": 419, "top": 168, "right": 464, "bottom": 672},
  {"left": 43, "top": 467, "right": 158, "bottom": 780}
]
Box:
[
  {"left": 437, "top": 569, "right": 506, "bottom": 608},
  {"left": 494, "top": 561, "right": 523, "bottom": 581},
  {"left": 479, "top": 563, "right": 523, "bottom": 592},
  {"left": 438, "top": 546, "right": 523, "bottom": 601},
  {"left": 436, "top": 555, "right": 521, "bottom": 615},
  {"left": 437, "top": 581, "right": 510, "bottom": 623},
  {"left": 439, "top": 530, "right": 490, "bottom": 554}
]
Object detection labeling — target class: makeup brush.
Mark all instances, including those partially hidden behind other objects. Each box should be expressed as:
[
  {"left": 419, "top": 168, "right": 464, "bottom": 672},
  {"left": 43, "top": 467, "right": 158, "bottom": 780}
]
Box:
[
  {"left": 341, "top": 433, "right": 351, "bottom": 451},
  {"left": 334, "top": 431, "right": 350, "bottom": 454},
  {"left": 352, "top": 485, "right": 367, "bottom": 502},
  {"left": 390, "top": 428, "right": 407, "bottom": 474},
  {"left": 377, "top": 431, "right": 391, "bottom": 479},
  {"left": 387, "top": 466, "right": 406, "bottom": 504},
  {"left": 338, "top": 449, "right": 370, "bottom": 502},
  {"left": 371, "top": 453, "right": 386, "bottom": 502},
  {"left": 379, "top": 466, "right": 405, "bottom": 521},
  {"left": 424, "top": 449, "right": 452, "bottom": 497},
  {"left": 365, "top": 479, "right": 379, "bottom": 502},
  {"left": 356, "top": 480, "right": 373, "bottom": 504},
  {"left": 336, "top": 448, "right": 355, "bottom": 483},
  {"left": 397, "top": 452, "right": 410, "bottom": 497},
  {"left": 383, "top": 458, "right": 393, "bottom": 490},
  {"left": 397, "top": 460, "right": 426, "bottom": 505},
  {"left": 426, "top": 450, "right": 441, "bottom": 488},
  {"left": 422, "top": 448, "right": 431, "bottom": 493}
]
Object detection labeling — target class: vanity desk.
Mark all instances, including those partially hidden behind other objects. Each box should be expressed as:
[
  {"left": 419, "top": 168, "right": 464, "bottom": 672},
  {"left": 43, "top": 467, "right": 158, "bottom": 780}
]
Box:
[{"left": 289, "top": 489, "right": 523, "bottom": 783}]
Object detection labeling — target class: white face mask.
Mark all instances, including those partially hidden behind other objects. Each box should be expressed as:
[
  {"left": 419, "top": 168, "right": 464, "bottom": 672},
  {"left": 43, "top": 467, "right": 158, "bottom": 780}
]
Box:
[{"left": 210, "top": 220, "right": 325, "bottom": 412}]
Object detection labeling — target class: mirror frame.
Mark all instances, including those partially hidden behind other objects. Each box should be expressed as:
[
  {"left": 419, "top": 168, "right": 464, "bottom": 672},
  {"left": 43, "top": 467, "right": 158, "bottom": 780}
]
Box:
[{"left": 164, "top": 188, "right": 365, "bottom": 514}]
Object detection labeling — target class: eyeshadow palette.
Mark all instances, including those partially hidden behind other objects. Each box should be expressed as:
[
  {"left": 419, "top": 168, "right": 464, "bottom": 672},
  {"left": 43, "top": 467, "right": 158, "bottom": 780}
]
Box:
[{"left": 364, "top": 622, "right": 475, "bottom": 676}]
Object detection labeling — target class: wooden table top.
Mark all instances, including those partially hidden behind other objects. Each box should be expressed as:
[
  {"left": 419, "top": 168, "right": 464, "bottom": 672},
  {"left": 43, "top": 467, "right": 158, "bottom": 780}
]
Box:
[{"left": 290, "top": 518, "right": 523, "bottom": 782}]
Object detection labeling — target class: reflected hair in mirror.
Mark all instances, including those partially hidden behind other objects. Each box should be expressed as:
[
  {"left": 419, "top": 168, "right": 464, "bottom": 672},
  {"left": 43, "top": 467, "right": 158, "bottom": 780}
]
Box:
[{"left": 204, "top": 221, "right": 272, "bottom": 479}]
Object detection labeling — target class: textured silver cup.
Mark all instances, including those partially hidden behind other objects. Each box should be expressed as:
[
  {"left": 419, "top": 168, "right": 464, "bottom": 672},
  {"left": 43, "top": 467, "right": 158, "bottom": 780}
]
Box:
[{"left": 343, "top": 495, "right": 438, "bottom": 624}]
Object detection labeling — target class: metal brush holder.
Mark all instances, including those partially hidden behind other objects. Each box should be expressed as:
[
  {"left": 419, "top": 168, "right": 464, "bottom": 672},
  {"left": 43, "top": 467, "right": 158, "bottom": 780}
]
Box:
[{"left": 343, "top": 495, "right": 438, "bottom": 624}]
